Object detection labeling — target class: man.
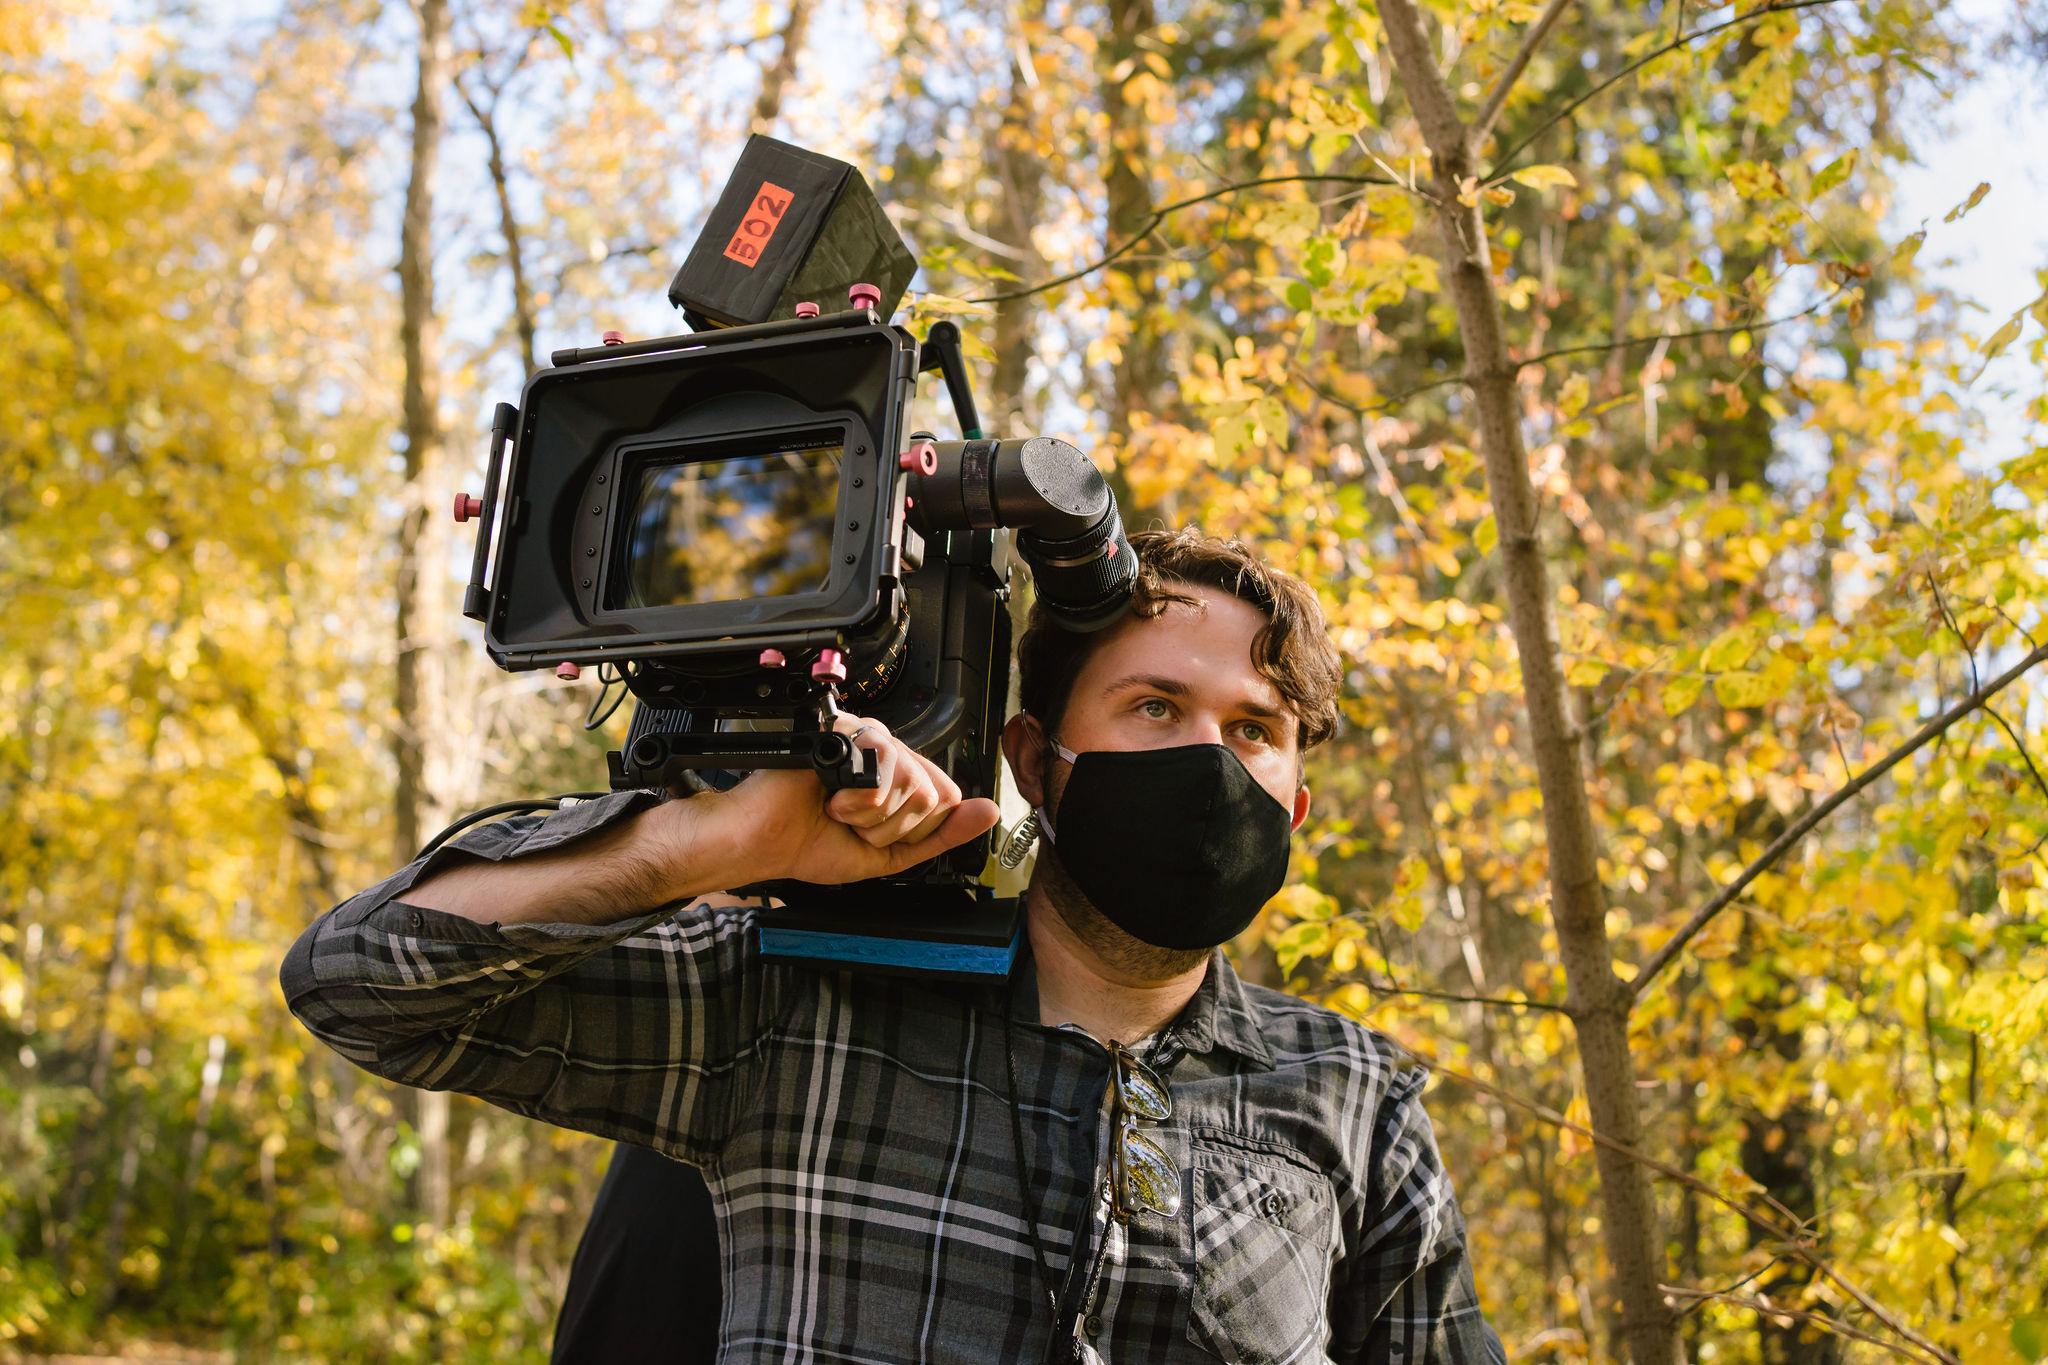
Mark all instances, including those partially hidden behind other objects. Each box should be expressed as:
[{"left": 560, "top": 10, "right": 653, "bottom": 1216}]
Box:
[{"left": 284, "top": 529, "right": 1503, "bottom": 1363}]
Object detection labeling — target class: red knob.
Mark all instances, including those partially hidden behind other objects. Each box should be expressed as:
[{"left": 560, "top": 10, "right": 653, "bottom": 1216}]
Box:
[
  {"left": 848, "top": 283, "right": 881, "bottom": 312},
  {"left": 811, "top": 648, "right": 847, "bottom": 683},
  {"left": 899, "top": 440, "right": 937, "bottom": 475},
  {"left": 758, "top": 648, "right": 786, "bottom": 668},
  {"left": 794, "top": 302, "right": 820, "bottom": 319},
  {"left": 453, "top": 492, "right": 483, "bottom": 522},
  {"left": 602, "top": 330, "right": 625, "bottom": 346},
  {"left": 555, "top": 661, "right": 582, "bottom": 680}
]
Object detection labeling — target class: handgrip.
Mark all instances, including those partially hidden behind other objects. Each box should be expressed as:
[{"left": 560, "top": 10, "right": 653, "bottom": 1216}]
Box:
[{"left": 463, "top": 402, "right": 518, "bottom": 621}]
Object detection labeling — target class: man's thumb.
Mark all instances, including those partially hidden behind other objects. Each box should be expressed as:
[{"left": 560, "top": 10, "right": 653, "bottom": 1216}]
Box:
[{"left": 883, "top": 798, "right": 1002, "bottom": 874}]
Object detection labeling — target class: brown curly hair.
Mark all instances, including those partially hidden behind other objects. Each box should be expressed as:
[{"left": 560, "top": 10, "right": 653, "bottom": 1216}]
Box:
[{"left": 1015, "top": 528, "right": 1342, "bottom": 750}]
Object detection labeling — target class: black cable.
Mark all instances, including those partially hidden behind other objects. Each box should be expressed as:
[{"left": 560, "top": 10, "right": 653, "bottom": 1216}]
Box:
[
  {"left": 417, "top": 792, "right": 614, "bottom": 859},
  {"left": 584, "top": 662, "right": 628, "bottom": 731}
]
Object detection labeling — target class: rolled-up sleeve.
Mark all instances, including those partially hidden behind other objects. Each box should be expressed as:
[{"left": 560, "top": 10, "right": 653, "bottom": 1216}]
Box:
[
  {"left": 279, "top": 792, "right": 790, "bottom": 1165},
  {"left": 1334, "top": 1066, "right": 1505, "bottom": 1364}
]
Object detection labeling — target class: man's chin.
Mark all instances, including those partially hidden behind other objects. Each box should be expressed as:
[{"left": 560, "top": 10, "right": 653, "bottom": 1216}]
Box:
[{"left": 1034, "top": 846, "right": 1213, "bottom": 983}]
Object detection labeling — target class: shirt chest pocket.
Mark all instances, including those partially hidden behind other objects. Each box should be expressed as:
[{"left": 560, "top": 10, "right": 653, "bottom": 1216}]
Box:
[{"left": 1185, "top": 1134, "right": 1338, "bottom": 1365}]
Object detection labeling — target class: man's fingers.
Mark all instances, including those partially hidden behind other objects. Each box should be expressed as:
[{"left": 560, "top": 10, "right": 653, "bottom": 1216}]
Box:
[
  {"left": 880, "top": 799, "right": 1002, "bottom": 874},
  {"left": 827, "top": 729, "right": 903, "bottom": 825}
]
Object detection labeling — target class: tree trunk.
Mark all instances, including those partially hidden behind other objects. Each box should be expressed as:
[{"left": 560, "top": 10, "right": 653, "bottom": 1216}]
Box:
[
  {"left": 52, "top": 857, "right": 147, "bottom": 1269},
  {"left": 396, "top": 0, "right": 453, "bottom": 1231},
  {"left": 991, "top": 1, "right": 1046, "bottom": 427},
  {"left": 751, "top": 0, "right": 813, "bottom": 134},
  {"left": 1374, "top": 4, "right": 1683, "bottom": 1362},
  {"left": 1099, "top": 0, "right": 1158, "bottom": 428}
]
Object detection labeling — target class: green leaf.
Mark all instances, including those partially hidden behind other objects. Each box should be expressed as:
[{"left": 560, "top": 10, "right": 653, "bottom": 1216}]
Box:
[
  {"left": 546, "top": 22, "right": 575, "bottom": 58},
  {"left": 1473, "top": 514, "right": 1498, "bottom": 555},
  {"left": 1892, "top": 230, "right": 1925, "bottom": 269},
  {"left": 2012, "top": 1316, "right": 2047, "bottom": 1363},
  {"left": 1285, "top": 280, "right": 1312, "bottom": 312},
  {"left": 1811, "top": 148, "right": 1856, "bottom": 196}
]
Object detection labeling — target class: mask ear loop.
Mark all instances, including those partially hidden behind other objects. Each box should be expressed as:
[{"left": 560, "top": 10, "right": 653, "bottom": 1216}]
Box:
[
  {"left": 999, "top": 729, "right": 1076, "bottom": 865},
  {"left": 1034, "top": 733, "right": 1079, "bottom": 845}
]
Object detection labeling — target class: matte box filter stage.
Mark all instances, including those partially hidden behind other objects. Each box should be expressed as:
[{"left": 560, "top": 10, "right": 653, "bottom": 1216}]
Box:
[{"left": 668, "top": 136, "right": 918, "bottom": 330}]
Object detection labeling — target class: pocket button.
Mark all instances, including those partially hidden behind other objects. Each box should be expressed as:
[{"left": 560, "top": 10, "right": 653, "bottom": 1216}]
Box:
[{"left": 1260, "top": 1190, "right": 1287, "bottom": 1220}]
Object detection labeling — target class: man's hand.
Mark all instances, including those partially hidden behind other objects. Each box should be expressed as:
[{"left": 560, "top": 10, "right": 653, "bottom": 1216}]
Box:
[
  {"left": 702, "top": 715, "right": 1001, "bottom": 886},
  {"left": 401, "top": 714, "right": 999, "bottom": 927}
]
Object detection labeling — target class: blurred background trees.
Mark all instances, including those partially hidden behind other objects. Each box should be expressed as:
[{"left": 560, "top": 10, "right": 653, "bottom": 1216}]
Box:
[{"left": 3, "top": 0, "right": 2046, "bottom": 1359}]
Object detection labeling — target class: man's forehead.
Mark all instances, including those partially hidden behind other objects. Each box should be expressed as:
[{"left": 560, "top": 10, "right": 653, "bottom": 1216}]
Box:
[{"left": 1080, "top": 593, "right": 1289, "bottom": 713}]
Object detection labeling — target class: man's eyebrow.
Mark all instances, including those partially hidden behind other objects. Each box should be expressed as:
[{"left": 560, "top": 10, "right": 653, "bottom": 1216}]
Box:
[
  {"left": 1105, "top": 673, "right": 1290, "bottom": 722},
  {"left": 1102, "top": 673, "right": 1194, "bottom": 697}
]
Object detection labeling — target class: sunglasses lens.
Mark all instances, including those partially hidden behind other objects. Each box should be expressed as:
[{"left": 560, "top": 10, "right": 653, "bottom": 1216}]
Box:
[
  {"left": 1117, "top": 1124, "right": 1182, "bottom": 1219},
  {"left": 1112, "top": 1049, "right": 1172, "bottom": 1121}
]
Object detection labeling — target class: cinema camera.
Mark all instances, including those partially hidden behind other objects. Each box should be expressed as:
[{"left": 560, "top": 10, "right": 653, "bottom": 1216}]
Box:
[{"left": 448, "top": 137, "right": 1136, "bottom": 979}]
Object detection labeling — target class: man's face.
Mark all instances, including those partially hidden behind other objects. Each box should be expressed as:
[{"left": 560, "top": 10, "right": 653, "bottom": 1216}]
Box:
[{"left": 1005, "top": 587, "right": 1312, "bottom": 832}]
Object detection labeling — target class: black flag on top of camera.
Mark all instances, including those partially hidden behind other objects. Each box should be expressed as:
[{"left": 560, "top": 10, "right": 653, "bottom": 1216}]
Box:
[{"left": 668, "top": 136, "right": 918, "bottom": 331}]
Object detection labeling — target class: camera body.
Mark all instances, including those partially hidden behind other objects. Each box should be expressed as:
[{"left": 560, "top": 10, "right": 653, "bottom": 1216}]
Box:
[{"left": 452, "top": 142, "right": 1134, "bottom": 977}]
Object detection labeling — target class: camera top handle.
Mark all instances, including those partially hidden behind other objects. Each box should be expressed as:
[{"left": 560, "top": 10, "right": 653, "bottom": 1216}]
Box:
[{"left": 918, "top": 320, "right": 983, "bottom": 441}]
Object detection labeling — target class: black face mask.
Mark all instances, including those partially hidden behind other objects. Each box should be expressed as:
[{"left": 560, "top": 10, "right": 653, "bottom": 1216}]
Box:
[{"left": 1040, "top": 741, "right": 1294, "bottom": 951}]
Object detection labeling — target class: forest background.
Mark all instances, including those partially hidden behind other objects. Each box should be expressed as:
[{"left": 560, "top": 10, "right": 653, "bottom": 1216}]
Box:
[{"left": 6, "top": 0, "right": 2048, "bottom": 1360}]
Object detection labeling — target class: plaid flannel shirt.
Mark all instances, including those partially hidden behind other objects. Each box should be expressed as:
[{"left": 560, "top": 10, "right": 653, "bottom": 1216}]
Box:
[{"left": 281, "top": 791, "right": 1504, "bottom": 1365}]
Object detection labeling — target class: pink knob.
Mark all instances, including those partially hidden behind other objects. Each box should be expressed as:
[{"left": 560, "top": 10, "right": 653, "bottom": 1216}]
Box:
[
  {"left": 758, "top": 648, "right": 786, "bottom": 668},
  {"left": 556, "top": 661, "right": 582, "bottom": 680},
  {"left": 899, "top": 440, "right": 937, "bottom": 475},
  {"left": 453, "top": 492, "right": 483, "bottom": 522},
  {"left": 602, "top": 330, "right": 625, "bottom": 346},
  {"left": 794, "top": 302, "right": 820, "bottom": 318},
  {"left": 848, "top": 283, "right": 881, "bottom": 312},
  {"left": 811, "top": 648, "right": 847, "bottom": 683}
]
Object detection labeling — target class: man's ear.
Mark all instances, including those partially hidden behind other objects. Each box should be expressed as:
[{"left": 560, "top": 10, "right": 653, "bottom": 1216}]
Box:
[
  {"left": 1002, "top": 712, "right": 1050, "bottom": 806},
  {"left": 1290, "top": 785, "right": 1311, "bottom": 833}
]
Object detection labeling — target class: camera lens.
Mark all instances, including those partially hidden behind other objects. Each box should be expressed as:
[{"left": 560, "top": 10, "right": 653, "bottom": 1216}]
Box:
[{"left": 1018, "top": 501, "right": 1135, "bottom": 633}]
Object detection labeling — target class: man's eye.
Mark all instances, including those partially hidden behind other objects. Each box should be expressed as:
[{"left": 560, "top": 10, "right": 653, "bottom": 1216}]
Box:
[
  {"left": 1240, "top": 722, "right": 1269, "bottom": 744},
  {"left": 1139, "top": 699, "right": 1171, "bottom": 719}
]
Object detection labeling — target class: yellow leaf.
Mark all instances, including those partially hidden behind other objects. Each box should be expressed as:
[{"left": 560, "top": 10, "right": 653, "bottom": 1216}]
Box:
[
  {"left": 1662, "top": 674, "right": 1705, "bottom": 716},
  {"left": 1702, "top": 624, "right": 1761, "bottom": 672},
  {"left": 1508, "top": 165, "right": 1577, "bottom": 192},
  {"left": 1473, "top": 514, "right": 1498, "bottom": 555},
  {"left": 1567, "top": 658, "right": 1610, "bottom": 687},
  {"left": 1713, "top": 669, "right": 1790, "bottom": 709}
]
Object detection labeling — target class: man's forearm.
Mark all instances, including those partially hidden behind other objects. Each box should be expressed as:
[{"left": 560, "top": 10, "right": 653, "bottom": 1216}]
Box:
[{"left": 404, "top": 794, "right": 748, "bottom": 926}]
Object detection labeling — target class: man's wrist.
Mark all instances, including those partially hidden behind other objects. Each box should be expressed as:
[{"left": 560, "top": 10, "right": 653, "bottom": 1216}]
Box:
[{"left": 642, "top": 789, "right": 760, "bottom": 901}]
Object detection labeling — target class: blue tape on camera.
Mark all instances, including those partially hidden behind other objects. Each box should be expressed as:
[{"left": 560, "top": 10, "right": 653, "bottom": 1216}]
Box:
[{"left": 756, "top": 913, "right": 1023, "bottom": 981}]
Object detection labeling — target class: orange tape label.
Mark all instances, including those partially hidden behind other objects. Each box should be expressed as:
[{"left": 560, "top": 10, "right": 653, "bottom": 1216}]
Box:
[{"left": 722, "top": 182, "right": 795, "bottom": 267}]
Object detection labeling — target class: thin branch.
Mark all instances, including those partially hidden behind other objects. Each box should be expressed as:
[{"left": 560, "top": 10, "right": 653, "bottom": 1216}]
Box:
[
  {"left": 1929, "top": 574, "right": 2048, "bottom": 804},
  {"left": 1672, "top": 1256, "right": 1784, "bottom": 1322},
  {"left": 1985, "top": 703, "right": 2048, "bottom": 805},
  {"left": 1472, "top": 0, "right": 1578, "bottom": 150},
  {"left": 1659, "top": 1288, "right": 1942, "bottom": 1365},
  {"left": 1633, "top": 638, "right": 2048, "bottom": 996},
  {"left": 1363, "top": 974, "right": 1571, "bottom": 1013},
  {"left": 1487, "top": 0, "right": 1845, "bottom": 179},
  {"left": 1325, "top": 295, "right": 1834, "bottom": 416},
  {"left": 963, "top": 173, "right": 1393, "bottom": 304},
  {"left": 1405, "top": 1046, "right": 1961, "bottom": 1365}
]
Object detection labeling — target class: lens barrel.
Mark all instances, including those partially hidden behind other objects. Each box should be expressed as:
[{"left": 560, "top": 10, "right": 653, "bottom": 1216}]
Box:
[
  {"left": 1017, "top": 503, "right": 1134, "bottom": 632},
  {"left": 908, "top": 436, "right": 1136, "bottom": 632}
]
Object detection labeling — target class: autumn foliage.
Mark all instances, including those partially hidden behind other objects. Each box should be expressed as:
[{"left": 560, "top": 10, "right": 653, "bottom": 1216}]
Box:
[{"left": 4, "top": 0, "right": 2047, "bottom": 1361}]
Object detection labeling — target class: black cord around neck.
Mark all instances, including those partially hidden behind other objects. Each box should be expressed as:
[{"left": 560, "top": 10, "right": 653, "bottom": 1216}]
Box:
[{"left": 1003, "top": 1004, "right": 1066, "bottom": 1321}]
